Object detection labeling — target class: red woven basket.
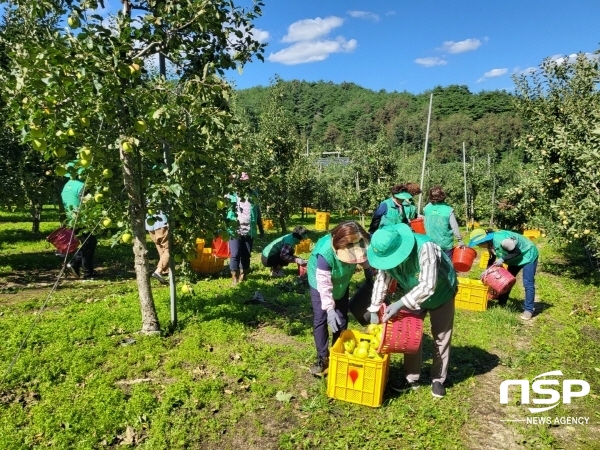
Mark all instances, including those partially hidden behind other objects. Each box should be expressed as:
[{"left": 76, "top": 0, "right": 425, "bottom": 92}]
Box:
[
  {"left": 376, "top": 304, "right": 424, "bottom": 354},
  {"left": 481, "top": 266, "right": 516, "bottom": 296},
  {"left": 46, "top": 227, "right": 79, "bottom": 254}
]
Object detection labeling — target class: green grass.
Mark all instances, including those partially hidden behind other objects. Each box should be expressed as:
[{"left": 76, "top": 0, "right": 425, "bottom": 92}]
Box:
[{"left": 1, "top": 212, "right": 599, "bottom": 449}]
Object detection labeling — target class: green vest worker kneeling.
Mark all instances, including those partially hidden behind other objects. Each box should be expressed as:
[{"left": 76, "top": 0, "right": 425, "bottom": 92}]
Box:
[
  {"left": 367, "top": 223, "right": 457, "bottom": 398},
  {"left": 261, "top": 226, "right": 309, "bottom": 278},
  {"left": 307, "top": 221, "right": 373, "bottom": 377}
]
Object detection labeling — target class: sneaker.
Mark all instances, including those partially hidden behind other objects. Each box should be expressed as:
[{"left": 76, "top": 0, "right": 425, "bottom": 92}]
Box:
[
  {"left": 151, "top": 272, "right": 168, "bottom": 285},
  {"left": 66, "top": 263, "right": 80, "bottom": 279},
  {"left": 270, "top": 269, "right": 285, "bottom": 278},
  {"left": 520, "top": 310, "right": 533, "bottom": 320},
  {"left": 390, "top": 378, "right": 420, "bottom": 393},
  {"left": 310, "top": 357, "right": 329, "bottom": 377},
  {"left": 432, "top": 381, "right": 446, "bottom": 398}
]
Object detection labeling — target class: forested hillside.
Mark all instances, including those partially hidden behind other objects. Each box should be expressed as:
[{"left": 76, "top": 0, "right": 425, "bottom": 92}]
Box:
[{"left": 236, "top": 81, "right": 522, "bottom": 163}]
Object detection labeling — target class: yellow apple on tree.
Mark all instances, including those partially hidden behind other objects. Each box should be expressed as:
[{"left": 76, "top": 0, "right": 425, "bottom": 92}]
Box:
[
  {"left": 129, "top": 63, "right": 141, "bottom": 77},
  {"left": 30, "top": 126, "right": 44, "bottom": 138},
  {"left": 32, "top": 139, "right": 47, "bottom": 151},
  {"left": 133, "top": 120, "right": 147, "bottom": 132},
  {"left": 67, "top": 15, "right": 80, "bottom": 29},
  {"left": 53, "top": 147, "right": 67, "bottom": 158},
  {"left": 55, "top": 166, "right": 67, "bottom": 176}
]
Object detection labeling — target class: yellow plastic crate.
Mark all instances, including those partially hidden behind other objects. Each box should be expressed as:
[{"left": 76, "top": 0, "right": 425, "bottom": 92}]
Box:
[
  {"left": 190, "top": 247, "right": 226, "bottom": 274},
  {"left": 523, "top": 229, "right": 541, "bottom": 240},
  {"left": 315, "top": 211, "right": 330, "bottom": 231},
  {"left": 479, "top": 250, "right": 490, "bottom": 268},
  {"left": 327, "top": 330, "right": 390, "bottom": 408},
  {"left": 456, "top": 277, "right": 489, "bottom": 311},
  {"left": 262, "top": 219, "right": 274, "bottom": 230},
  {"left": 294, "top": 238, "right": 312, "bottom": 255}
]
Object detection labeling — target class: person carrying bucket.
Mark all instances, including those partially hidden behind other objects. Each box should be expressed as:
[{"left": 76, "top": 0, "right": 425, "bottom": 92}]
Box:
[
  {"left": 368, "top": 184, "right": 412, "bottom": 235},
  {"left": 468, "top": 228, "right": 539, "bottom": 320},
  {"left": 307, "top": 221, "right": 373, "bottom": 377},
  {"left": 423, "top": 186, "right": 465, "bottom": 259},
  {"left": 261, "top": 226, "right": 309, "bottom": 277},
  {"left": 61, "top": 164, "right": 98, "bottom": 280},
  {"left": 367, "top": 223, "right": 457, "bottom": 398}
]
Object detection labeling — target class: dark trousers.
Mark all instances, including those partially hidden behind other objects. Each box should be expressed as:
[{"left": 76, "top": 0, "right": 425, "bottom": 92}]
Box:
[
  {"left": 261, "top": 254, "right": 289, "bottom": 268},
  {"left": 71, "top": 232, "right": 97, "bottom": 278},
  {"left": 229, "top": 235, "right": 253, "bottom": 272},
  {"left": 310, "top": 287, "right": 349, "bottom": 359}
]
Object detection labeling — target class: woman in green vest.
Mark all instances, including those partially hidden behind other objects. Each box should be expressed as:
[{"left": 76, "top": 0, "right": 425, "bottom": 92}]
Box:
[
  {"left": 307, "top": 221, "right": 373, "bottom": 376},
  {"left": 423, "top": 186, "right": 465, "bottom": 259},
  {"left": 225, "top": 172, "right": 264, "bottom": 286},
  {"left": 469, "top": 228, "right": 539, "bottom": 320},
  {"left": 367, "top": 223, "right": 457, "bottom": 398},
  {"left": 261, "top": 226, "right": 309, "bottom": 277},
  {"left": 368, "top": 184, "right": 411, "bottom": 234}
]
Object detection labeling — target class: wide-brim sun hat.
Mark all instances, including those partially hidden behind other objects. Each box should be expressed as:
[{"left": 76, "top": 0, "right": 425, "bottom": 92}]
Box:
[
  {"left": 334, "top": 234, "right": 369, "bottom": 264},
  {"left": 468, "top": 228, "right": 493, "bottom": 247},
  {"left": 367, "top": 223, "right": 416, "bottom": 270}
]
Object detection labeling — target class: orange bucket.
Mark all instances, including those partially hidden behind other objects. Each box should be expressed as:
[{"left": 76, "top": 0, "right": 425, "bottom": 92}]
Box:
[
  {"left": 409, "top": 217, "right": 426, "bottom": 234},
  {"left": 452, "top": 247, "right": 477, "bottom": 272},
  {"left": 481, "top": 266, "right": 516, "bottom": 295}
]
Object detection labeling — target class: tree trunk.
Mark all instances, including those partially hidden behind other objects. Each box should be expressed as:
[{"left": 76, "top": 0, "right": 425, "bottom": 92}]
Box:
[
  {"left": 121, "top": 148, "right": 161, "bottom": 334},
  {"left": 30, "top": 201, "right": 41, "bottom": 233},
  {"left": 279, "top": 214, "right": 287, "bottom": 234}
]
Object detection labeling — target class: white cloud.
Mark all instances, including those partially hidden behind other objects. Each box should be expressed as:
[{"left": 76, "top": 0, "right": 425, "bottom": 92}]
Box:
[
  {"left": 249, "top": 27, "right": 270, "bottom": 43},
  {"left": 268, "top": 37, "right": 357, "bottom": 65},
  {"left": 477, "top": 68, "right": 508, "bottom": 82},
  {"left": 282, "top": 16, "right": 343, "bottom": 43},
  {"left": 347, "top": 10, "right": 380, "bottom": 21},
  {"left": 439, "top": 38, "right": 482, "bottom": 54},
  {"left": 414, "top": 57, "right": 447, "bottom": 67}
]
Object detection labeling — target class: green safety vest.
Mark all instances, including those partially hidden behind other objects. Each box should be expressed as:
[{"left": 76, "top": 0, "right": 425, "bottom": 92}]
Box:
[
  {"left": 380, "top": 198, "right": 406, "bottom": 229},
  {"left": 386, "top": 234, "right": 457, "bottom": 309},
  {"left": 262, "top": 233, "right": 301, "bottom": 259},
  {"left": 492, "top": 230, "right": 539, "bottom": 266},
  {"left": 61, "top": 179, "right": 84, "bottom": 225},
  {"left": 402, "top": 200, "right": 418, "bottom": 221},
  {"left": 307, "top": 234, "right": 357, "bottom": 299},
  {"left": 226, "top": 192, "right": 260, "bottom": 238},
  {"left": 423, "top": 202, "right": 454, "bottom": 251}
]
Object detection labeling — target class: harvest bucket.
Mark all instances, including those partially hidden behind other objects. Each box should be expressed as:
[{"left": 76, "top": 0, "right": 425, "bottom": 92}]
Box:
[
  {"left": 452, "top": 247, "right": 477, "bottom": 272},
  {"left": 211, "top": 236, "right": 230, "bottom": 258},
  {"left": 481, "top": 266, "right": 516, "bottom": 296},
  {"left": 409, "top": 217, "right": 426, "bottom": 234},
  {"left": 377, "top": 304, "right": 424, "bottom": 354},
  {"left": 46, "top": 227, "right": 79, "bottom": 254}
]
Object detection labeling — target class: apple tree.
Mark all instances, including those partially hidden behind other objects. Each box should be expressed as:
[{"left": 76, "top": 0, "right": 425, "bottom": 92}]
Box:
[
  {"left": 0, "top": 0, "right": 265, "bottom": 333},
  {"left": 513, "top": 52, "right": 600, "bottom": 255}
]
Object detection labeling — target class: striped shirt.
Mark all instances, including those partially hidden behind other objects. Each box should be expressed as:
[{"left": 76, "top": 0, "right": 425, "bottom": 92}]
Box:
[{"left": 368, "top": 242, "right": 441, "bottom": 311}]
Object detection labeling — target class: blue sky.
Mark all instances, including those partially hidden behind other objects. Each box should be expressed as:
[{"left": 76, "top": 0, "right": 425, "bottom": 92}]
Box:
[{"left": 226, "top": 0, "right": 600, "bottom": 94}]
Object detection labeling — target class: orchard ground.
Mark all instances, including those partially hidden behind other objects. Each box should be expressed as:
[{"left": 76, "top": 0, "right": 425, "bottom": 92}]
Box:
[{"left": 0, "top": 207, "right": 599, "bottom": 449}]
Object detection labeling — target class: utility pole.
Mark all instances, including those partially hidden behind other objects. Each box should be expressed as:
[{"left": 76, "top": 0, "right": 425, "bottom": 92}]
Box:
[
  {"left": 417, "top": 93, "right": 433, "bottom": 214},
  {"left": 159, "top": 53, "right": 177, "bottom": 328}
]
